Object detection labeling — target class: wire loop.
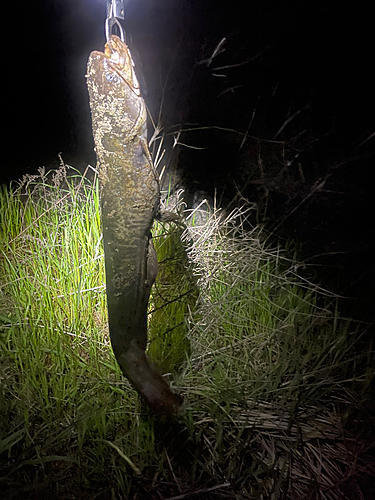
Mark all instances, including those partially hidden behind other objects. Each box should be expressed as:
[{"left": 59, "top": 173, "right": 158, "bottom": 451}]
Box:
[{"left": 105, "top": 0, "right": 125, "bottom": 42}]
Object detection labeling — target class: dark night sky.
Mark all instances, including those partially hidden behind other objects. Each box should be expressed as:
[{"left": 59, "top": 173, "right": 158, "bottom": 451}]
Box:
[
  {"left": 2, "top": 0, "right": 375, "bottom": 321},
  {"left": 3, "top": 0, "right": 373, "bottom": 182}
]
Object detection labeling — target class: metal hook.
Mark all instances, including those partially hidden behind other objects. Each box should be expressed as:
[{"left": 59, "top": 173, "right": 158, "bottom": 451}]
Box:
[
  {"left": 105, "top": 0, "right": 125, "bottom": 42},
  {"left": 106, "top": 0, "right": 125, "bottom": 20},
  {"left": 105, "top": 16, "right": 125, "bottom": 42}
]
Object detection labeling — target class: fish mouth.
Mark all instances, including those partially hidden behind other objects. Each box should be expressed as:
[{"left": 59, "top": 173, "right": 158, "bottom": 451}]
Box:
[{"left": 104, "top": 35, "right": 141, "bottom": 97}]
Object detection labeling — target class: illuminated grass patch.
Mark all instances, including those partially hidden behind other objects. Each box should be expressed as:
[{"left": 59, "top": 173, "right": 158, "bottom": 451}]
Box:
[{"left": 0, "top": 166, "right": 374, "bottom": 499}]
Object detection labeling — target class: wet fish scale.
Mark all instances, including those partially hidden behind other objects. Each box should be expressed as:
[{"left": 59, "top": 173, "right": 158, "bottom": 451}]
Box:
[{"left": 86, "top": 35, "right": 181, "bottom": 415}]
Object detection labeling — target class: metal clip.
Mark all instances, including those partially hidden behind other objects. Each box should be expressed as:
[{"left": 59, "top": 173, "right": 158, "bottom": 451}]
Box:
[
  {"left": 105, "top": 0, "right": 125, "bottom": 42},
  {"left": 106, "top": 0, "right": 125, "bottom": 20}
]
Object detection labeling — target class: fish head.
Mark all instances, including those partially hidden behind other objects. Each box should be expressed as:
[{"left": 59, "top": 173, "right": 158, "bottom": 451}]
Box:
[
  {"left": 86, "top": 35, "right": 146, "bottom": 144},
  {"left": 104, "top": 35, "right": 142, "bottom": 98}
]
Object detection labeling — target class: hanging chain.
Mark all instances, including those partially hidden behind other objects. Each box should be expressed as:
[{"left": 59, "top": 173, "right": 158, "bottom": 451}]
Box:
[{"left": 105, "top": 0, "right": 125, "bottom": 42}]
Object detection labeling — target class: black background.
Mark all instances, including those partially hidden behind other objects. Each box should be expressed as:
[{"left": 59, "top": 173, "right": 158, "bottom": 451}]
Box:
[{"left": 2, "top": 0, "right": 374, "bottom": 323}]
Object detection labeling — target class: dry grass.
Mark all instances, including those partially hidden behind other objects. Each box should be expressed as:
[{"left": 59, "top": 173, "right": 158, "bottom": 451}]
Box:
[{"left": 0, "top": 165, "right": 374, "bottom": 499}]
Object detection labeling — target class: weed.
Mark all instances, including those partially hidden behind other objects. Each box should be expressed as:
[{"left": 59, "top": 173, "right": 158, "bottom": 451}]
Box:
[{"left": 0, "top": 165, "right": 374, "bottom": 499}]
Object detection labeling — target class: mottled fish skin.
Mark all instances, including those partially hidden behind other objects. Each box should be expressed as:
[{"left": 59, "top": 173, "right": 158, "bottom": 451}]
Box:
[{"left": 86, "top": 35, "right": 182, "bottom": 415}]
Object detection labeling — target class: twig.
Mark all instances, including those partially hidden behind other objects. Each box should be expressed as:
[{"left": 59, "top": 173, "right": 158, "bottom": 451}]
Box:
[
  {"left": 273, "top": 106, "right": 309, "bottom": 140},
  {"left": 164, "top": 482, "right": 231, "bottom": 500}
]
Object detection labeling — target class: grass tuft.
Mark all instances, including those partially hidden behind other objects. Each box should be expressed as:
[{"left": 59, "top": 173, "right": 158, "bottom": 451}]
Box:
[{"left": 0, "top": 165, "right": 374, "bottom": 499}]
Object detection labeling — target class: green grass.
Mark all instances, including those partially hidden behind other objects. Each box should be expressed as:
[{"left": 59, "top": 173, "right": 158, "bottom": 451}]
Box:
[
  {"left": 1, "top": 165, "right": 374, "bottom": 499},
  {"left": 148, "top": 188, "right": 198, "bottom": 373}
]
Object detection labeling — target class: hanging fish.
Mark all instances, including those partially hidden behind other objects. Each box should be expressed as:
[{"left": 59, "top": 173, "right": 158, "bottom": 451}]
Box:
[{"left": 86, "top": 35, "right": 182, "bottom": 415}]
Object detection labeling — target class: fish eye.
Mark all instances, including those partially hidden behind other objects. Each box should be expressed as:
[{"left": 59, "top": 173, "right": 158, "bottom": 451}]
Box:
[{"left": 105, "top": 72, "right": 121, "bottom": 84}]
